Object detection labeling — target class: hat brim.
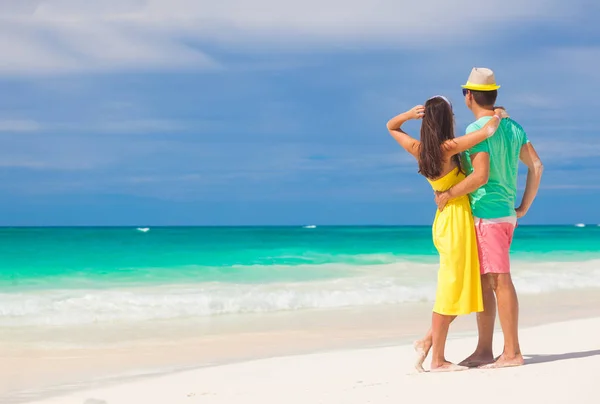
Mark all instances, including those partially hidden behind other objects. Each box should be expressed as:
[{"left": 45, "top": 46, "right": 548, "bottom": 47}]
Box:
[{"left": 461, "top": 82, "right": 501, "bottom": 91}]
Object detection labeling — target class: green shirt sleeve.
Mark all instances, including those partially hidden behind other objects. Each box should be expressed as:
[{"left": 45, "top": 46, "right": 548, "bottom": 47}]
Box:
[
  {"left": 466, "top": 122, "right": 490, "bottom": 154},
  {"left": 521, "top": 128, "right": 530, "bottom": 145}
]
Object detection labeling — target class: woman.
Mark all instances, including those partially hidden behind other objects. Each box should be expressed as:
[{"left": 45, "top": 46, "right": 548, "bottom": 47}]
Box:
[{"left": 386, "top": 96, "right": 506, "bottom": 372}]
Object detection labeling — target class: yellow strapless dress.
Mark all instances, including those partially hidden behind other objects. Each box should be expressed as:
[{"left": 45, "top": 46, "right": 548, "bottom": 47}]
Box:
[{"left": 427, "top": 167, "right": 483, "bottom": 316}]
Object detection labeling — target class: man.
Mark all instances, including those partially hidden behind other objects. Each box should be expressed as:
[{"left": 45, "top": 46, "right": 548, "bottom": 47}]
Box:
[{"left": 435, "top": 67, "right": 543, "bottom": 368}]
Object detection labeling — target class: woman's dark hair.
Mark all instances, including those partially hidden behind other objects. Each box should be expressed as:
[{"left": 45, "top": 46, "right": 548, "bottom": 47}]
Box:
[{"left": 418, "top": 96, "right": 462, "bottom": 179}]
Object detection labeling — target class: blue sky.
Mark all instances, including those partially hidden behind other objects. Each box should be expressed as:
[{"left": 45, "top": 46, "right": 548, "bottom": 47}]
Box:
[{"left": 0, "top": 0, "right": 599, "bottom": 226}]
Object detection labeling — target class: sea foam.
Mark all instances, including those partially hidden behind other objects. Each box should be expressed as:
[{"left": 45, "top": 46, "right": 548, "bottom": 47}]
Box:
[{"left": 2, "top": 259, "right": 600, "bottom": 327}]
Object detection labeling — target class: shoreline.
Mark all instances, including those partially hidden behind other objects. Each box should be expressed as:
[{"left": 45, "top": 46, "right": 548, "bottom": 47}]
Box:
[
  {"left": 3, "top": 288, "right": 600, "bottom": 403},
  {"left": 21, "top": 315, "right": 600, "bottom": 404}
]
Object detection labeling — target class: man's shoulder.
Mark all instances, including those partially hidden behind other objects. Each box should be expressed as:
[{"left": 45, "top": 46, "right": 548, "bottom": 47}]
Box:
[
  {"left": 468, "top": 117, "right": 526, "bottom": 135},
  {"left": 466, "top": 118, "right": 492, "bottom": 155},
  {"left": 465, "top": 117, "right": 491, "bottom": 134},
  {"left": 465, "top": 122, "right": 480, "bottom": 134},
  {"left": 498, "top": 118, "right": 528, "bottom": 147},
  {"left": 502, "top": 118, "right": 526, "bottom": 133}
]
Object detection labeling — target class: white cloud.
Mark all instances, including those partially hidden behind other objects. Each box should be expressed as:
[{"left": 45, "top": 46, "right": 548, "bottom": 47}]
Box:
[
  {"left": 506, "top": 93, "right": 561, "bottom": 110},
  {"left": 549, "top": 46, "right": 600, "bottom": 77},
  {"left": 0, "top": 118, "right": 218, "bottom": 134},
  {"left": 93, "top": 119, "right": 190, "bottom": 134},
  {"left": 0, "top": 134, "right": 419, "bottom": 203},
  {"left": 495, "top": 45, "right": 600, "bottom": 109},
  {"left": 0, "top": 0, "right": 574, "bottom": 75},
  {"left": 0, "top": 119, "right": 41, "bottom": 132},
  {"left": 542, "top": 184, "right": 600, "bottom": 190},
  {"left": 0, "top": 134, "right": 178, "bottom": 170},
  {"left": 0, "top": 5, "right": 217, "bottom": 75},
  {"left": 0, "top": 158, "right": 46, "bottom": 168},
  {"left": 534, "top": 140, "right": 600, "bottom": 161}
]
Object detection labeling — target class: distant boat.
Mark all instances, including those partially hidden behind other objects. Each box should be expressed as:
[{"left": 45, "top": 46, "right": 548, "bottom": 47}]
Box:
[
  {"left": 137, "top": 228, "right": 150, "bottom": 232},
  {"left": 575, "top": 223, "right": 585, "bottom": 228},
  {"left": 303, "top": 225, "right": 317, "bottom": 229}
]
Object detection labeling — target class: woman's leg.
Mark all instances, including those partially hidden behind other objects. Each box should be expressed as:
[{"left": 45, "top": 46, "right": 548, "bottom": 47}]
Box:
[
  {"left": 414, "top": 327, "right": 433, "bottom": 372},
  {"left": 431, "top": 312, "right": 461, "bottom": 371}
]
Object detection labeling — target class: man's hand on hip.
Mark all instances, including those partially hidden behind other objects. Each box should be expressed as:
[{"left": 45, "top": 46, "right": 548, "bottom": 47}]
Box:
[{"left": 435, "top": 191, "right": 452, "bottom": 211}]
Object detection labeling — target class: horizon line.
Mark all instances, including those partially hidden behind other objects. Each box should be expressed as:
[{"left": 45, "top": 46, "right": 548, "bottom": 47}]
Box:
[{"left": 0, "top": 224, "right": 597, "bottom": 229}]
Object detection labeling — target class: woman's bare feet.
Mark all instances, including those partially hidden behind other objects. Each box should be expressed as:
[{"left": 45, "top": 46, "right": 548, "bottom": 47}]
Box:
[
  {"left": 430, "top": 361, "right": 469, "bottom": 373},
  {"left": 413, "top": 340, "right": 432, "bottom": 373},
  {"left": 479, "top": 352, "right": 524, "bottom": 369}
]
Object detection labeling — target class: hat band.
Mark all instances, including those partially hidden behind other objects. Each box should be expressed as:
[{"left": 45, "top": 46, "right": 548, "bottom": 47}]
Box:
[{"left": 461, "top": 82, "right": 501, "bottom": 91}]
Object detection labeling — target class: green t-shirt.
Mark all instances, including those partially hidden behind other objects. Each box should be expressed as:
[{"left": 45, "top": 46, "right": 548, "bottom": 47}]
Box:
[{"left": 463, "top": 117, "right": 529, "bottom": 219}]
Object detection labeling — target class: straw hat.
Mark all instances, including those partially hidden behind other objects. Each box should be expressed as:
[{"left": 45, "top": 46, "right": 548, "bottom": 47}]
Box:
[{"left": 461, "top": 67, "right": 501, "bottom": 91}]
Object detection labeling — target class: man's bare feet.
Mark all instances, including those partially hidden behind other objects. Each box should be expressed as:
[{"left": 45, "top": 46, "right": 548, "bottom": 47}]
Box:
[
  {"left": 479, "top": 352, "right": 524, "bottom": 369},
  {"left": 458, "top": 351, "right": 495, "bottom": 368},
  {"left": 413, "top": 340, "right": 432, "bottom": 373},
  {"left": 430, "top": 362, "right": 469, "bottom": 373}
]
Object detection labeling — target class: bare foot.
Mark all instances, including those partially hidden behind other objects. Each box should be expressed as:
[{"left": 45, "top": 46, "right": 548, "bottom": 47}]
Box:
[
  {"left": 430, "top": 361, "right": 469, "bottom": 373},
  {"left": 479, "top": 353, "right": 524, "bottom": 369},
  {"left": 458, "top": 351, "right": 495, "bottom": 368},
  {"left": 413, "top": 340, "right": 432, "bottom": 373}
]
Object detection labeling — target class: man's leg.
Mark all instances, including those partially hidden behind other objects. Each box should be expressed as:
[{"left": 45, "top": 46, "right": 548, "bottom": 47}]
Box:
[
  {"left": 483, "top": 273, "right": 524, "bottom": 368},
  {"left": 459, "top": 274, "right": 496, "bottom": 367}
]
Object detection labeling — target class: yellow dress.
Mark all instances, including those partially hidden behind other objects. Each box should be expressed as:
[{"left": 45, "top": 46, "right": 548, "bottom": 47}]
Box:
[{"left": 427, "top": 167, "right": 483, "bottom": 316}]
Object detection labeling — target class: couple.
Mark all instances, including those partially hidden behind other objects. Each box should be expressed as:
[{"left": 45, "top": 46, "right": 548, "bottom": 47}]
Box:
[{"left": 386, "top": 68, "right": 544, "bottom": 372}]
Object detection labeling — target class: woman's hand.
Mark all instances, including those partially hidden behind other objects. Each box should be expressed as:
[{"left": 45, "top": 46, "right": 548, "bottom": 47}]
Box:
[
  {"left": 482, "top": 107, "right": 509, "bottom": 137},
  {"left": 406, "top": 105, "right": 425, "bottom": 120},
  {"left": 484, "top": 113, "right": 503, "bottom": 138},
  {"left": 494, "top": 106, "right": 509, "bottom": 119}
]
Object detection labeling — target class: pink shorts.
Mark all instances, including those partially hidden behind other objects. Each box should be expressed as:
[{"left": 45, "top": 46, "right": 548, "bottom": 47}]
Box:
[{"left": 474, "top": 219, "right": 515, "bottom": 275}]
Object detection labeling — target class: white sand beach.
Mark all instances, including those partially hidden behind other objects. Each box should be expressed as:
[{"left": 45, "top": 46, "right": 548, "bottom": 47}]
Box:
[
  {"left": 4, "top": 288, "right": 600, "bottom": 403},
  {"left": 21, "top": 313, "right": 600, "bottom": 404}
]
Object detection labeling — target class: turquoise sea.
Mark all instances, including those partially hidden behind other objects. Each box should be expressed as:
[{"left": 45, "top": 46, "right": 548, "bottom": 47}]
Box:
[{"left": 1, "top": 226, "right": 600, "bottom": 327}]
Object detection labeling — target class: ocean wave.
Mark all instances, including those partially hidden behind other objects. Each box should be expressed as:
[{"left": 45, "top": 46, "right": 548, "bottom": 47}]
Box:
[
  {"left": 0, "top": 278, "right": 435, "bottom": 327},
  {"left": 1, "top": 260, "right": 600, "bottom": 327}
]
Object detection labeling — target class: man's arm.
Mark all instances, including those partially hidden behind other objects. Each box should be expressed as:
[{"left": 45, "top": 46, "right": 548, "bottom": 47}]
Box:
[
  {"left": 435, "top": 152, "right": 490, "bottom": 210},
  {"left": 516, "top": 142, "right": 543, "bottom": 218}
]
